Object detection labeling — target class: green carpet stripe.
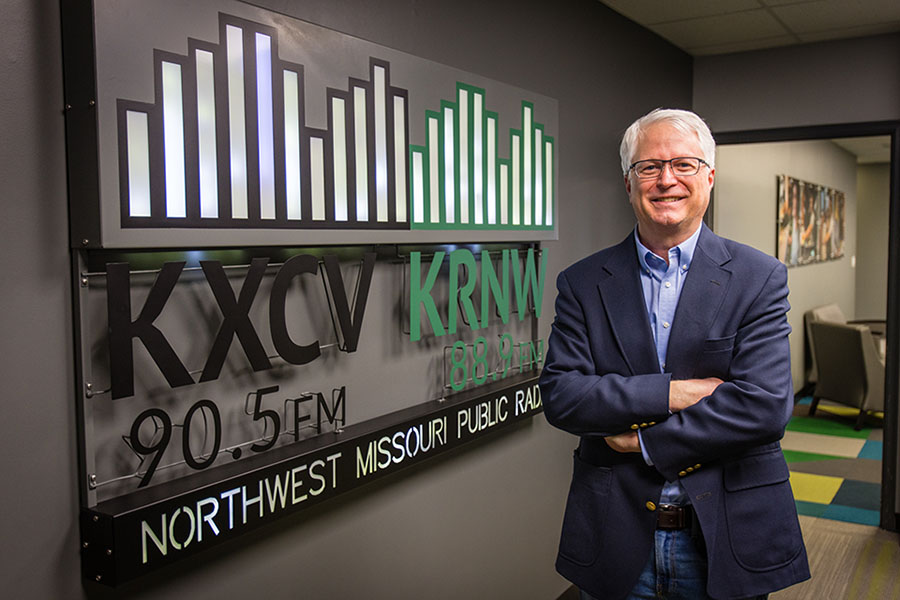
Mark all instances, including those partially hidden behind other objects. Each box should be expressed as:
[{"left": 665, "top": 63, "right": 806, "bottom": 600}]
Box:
[
  {"left": 782, "top": 449, "right": 843, "bottom": 463},
  {"left": 785, "top": 416, "right": 872, "bottom": 439}
]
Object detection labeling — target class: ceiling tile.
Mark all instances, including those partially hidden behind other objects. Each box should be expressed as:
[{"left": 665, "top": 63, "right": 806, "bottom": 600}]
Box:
[
  {"left": 689, "top": 34, "right": 799, "bottom": 55},
  {"left": 652, "top": 9, "right": 791, "bottom": 48},
  {"left": 772, "top": 0, "right": 900, "bottom": 34},
  {"left": 599, "top": 0, "right": 761, "bottom": 25},
  {"left": 797, "top": 21, "right": 900, "bottom": 42}
]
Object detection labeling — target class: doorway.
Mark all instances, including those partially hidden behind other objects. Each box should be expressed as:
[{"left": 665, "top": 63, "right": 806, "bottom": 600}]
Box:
[{"left": 712, "top": 121, "right": 900, "bottom": 531}]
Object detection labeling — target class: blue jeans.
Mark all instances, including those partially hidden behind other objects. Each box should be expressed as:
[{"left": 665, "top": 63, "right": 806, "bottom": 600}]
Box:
[{"left": 580, "top": 528, "right": 768, "bottom": 600}]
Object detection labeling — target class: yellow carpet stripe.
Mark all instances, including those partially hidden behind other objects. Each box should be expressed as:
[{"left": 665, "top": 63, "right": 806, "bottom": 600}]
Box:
[{"left": 788, "top": 471, "right": 843, "bottom": 504}]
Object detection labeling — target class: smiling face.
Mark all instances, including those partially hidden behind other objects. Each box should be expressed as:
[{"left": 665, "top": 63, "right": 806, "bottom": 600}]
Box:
[{"left": 625, "top": 121, "right": 715, "bottom": 252}]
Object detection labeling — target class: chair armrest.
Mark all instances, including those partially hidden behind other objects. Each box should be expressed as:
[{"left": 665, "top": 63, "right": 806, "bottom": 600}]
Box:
[{"left": 848, "top": 319, "right": 886, "bottom": 336}]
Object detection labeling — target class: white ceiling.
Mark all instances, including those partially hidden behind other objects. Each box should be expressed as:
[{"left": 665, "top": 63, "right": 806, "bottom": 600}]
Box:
[
  {"left": 598, "top": 0, "right": 900, "bottom": 56},
  {"left": 831, "top": 136, "right": 892, "bottom": 164}
]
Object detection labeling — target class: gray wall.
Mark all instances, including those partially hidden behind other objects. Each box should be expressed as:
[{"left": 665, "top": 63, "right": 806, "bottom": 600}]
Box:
[
  {"left": 714, "top": 141, "right": 858, "bottom": 393},
  {"left": 694, "top": 33, "right": 900, "bottom": 132},
  {"left": 0, "top": 0, "right": 691, "bottom": 598},
  {"left": 856, "top": 163, "right": 891, "bottom": 320}
]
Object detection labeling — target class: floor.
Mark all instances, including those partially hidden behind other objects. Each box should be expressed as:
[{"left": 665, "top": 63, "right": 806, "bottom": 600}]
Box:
[
  {"left": 771, "top": 515, "right": 900, "bottom": 599},
  {"left": 774, "top": 399, "right": 900, "bottom": 599}
]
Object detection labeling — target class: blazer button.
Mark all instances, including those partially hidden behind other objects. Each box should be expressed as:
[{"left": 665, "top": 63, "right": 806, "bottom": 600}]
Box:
[
  {"left": 631, "top": 424, "right": 639, "bottom": 430},
  {"left": 648, "top": 421, "right": 656, "bottom": 426},
  {"left": 645, "top": 501, "right": 656, "bottom": 511},
  {"left": 678, "top": 470, "right": 687, "bottom": 477},
  {"left": 686, "top": 467, "right": 694, "bottom": 473},
  {"left": 640, "top": 422, "right": 648, "bottom": 428},
  {"left": 694, "top": 464, "right": 702, "bottom": 469}
]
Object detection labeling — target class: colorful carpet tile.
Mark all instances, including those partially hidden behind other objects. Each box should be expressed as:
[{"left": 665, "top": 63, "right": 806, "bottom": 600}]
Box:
[{"left": 784, "top": 398, "right": 884, "bottom": 527}]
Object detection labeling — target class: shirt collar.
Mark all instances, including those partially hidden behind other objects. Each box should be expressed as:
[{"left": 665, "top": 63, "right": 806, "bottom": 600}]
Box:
[{"left": 634, "top": 223, "right": 703, "bottom": 275}]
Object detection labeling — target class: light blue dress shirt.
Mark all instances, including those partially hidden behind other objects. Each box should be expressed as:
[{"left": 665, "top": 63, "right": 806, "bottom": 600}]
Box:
[{"left": 634, "top": 224, "right": 702, "bottom": 506}]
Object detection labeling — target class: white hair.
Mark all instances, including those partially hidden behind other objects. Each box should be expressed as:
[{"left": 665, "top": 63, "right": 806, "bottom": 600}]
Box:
[{"left": 619, "top": 108, "right": 716, "bottom": 175}]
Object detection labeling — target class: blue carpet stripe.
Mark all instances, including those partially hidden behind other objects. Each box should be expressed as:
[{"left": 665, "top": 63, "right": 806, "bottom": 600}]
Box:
[{"left": 859, "top": 440, "right": 883, "bottom": 460}]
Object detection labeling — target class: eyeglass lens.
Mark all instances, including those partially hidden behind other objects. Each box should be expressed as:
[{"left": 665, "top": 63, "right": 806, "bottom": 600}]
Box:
[{"left": 633, "top": 157, "right": 702, "bottom": 178}]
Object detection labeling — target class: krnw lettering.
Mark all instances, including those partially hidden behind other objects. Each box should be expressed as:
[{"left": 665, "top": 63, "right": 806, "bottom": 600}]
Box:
[
  {"left": 107, "top": 253, "right": 376, "bottom": 399},
  {"left": 409, "top": 248, "right": 547, "bottom": 341}
]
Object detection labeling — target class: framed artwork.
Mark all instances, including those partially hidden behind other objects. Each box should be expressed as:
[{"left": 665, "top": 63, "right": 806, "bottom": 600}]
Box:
[{"left": 776, "top": 175, "right": 844, "bottom": 267}]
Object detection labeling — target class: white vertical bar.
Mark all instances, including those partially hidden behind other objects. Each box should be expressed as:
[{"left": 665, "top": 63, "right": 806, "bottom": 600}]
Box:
[
  {"left": 311, "top": 137, "right": 325, "bottom": 220},
  {"left": 126, "top": 111, "right": 151, "bottom": 217},
  {"left": 545, "top": 141, "right": 553, "bottom": 226},
  {"left": 500, "top": 163, "right": 509, "bottom": 225},
  {"left": 512, "top": 135, "right": 520, "bottom": 226},
  {"left": 354, "top": 86, "right": 368, "bottom": 221},
  {"left": 535, "top": 129, "right": 543, "bottom": 226},
  {"left": 443, "top": 105, "right": 455, "bottom": 224},
  {"left": 374, "top": 67, "right": 388, "bottom": 222},
  {"left": 196, "top": 50, "right": 218, "bottom": 219},
  {"left": 459, "top": 89, "right": 469, "bottom": 224},
  {"left": 256, "top": 33, "right": 275, "bottom": 220},
  {"left": 523, "top": 106, "right": 532, "bottom": 226},
  {"left": 393, "top": 96, "right": 407, "bottom": 223},
  {"left": 162, "top": 61, "right": 186, "bottom": 218},
  {"left": 412, "top": 152, "right": 424, "bottom": 223},
  {"left": 473, "top": 93, "right": 483, "bottom": 225},
  {"left": 226, "top": 25, "right": 248, "bottom": 219},
  {"left": 332, "top": 96, "right": 348, "bottom": 221},
  {"left": 428, "top": 117, "right": 439, "bottom": 223},
  {"left": 487, "top": 116, "right": 496, "bottom": 225},
  {"left": 283, "top": 70, "right": 302, "bottom": 220}
]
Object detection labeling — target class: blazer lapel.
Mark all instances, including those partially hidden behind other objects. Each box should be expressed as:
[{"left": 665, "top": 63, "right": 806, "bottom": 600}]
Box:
[
  {"left": 596, "top": 235, "right": 661, "bottom": 376},
  {"left": 666, "top": 225, "right": 733, "bottom": 377}
]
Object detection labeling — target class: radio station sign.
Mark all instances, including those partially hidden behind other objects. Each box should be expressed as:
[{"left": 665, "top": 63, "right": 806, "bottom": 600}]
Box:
[{"left": 63, "top": 0, "right": 554, "bottom": 588}]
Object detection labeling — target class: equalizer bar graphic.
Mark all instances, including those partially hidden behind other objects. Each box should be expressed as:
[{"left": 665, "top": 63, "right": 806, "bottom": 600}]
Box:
[{"left": 117, "top": 13, "right": 554, "bottom": 232}]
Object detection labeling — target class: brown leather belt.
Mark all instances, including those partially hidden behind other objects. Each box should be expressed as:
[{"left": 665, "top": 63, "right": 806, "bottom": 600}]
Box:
[{"left": 657, "top": 504, "right": 694, "bottom": 530}]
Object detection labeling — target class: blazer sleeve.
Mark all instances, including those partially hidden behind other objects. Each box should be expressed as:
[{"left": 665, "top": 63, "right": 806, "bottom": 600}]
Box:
[
  {"left": 539, "top": 269, "right": 671, "bottom": 437},
  {"left": 641, "top": 260, "right": 793, "bottom": 481}
]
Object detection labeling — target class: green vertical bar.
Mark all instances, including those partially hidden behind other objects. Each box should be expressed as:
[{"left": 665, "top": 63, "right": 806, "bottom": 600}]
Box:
[
  {"left": 546, "top": 135, "right": 554, "bottom": 229},
  {"left": 535, "top": 122, "right": 545, "bottom": 228},
  {"left": 438, "top": 102, "right": 447, "bottom": 226},
  {"left": 511, "top": 130, "right": 521, "bottom": 229},
  {"left": 487, "top": 112, "right": 499, "bottom": 227}
]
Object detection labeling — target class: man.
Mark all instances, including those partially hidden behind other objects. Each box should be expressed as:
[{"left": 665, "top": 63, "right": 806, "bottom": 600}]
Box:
[{"left": 539, "top": 108, "right": 809, "bottom": 600}]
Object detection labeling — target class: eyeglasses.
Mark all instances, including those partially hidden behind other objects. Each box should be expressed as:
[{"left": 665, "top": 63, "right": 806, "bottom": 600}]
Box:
[{"left": 628, "top": 157, "right": 710, "bottom": 179}]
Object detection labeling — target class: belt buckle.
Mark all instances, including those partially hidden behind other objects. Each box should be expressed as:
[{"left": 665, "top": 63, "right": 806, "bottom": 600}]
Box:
[{"left": 656, "top": 503, "right": 686, "bottom": 530}]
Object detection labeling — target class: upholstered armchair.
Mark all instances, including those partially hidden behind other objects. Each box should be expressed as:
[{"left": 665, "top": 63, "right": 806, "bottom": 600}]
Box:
[
  {"left": 803, "top": 303, "right": 885, "bottom": 388},
  {"left": 808, "top": 320, "right": 885, "bottom": 430}
]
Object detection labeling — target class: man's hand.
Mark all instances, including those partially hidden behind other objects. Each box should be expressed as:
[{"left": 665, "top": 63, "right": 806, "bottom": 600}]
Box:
[
  {"left": 669, "top": 377, "right": 723, "bottom": 412},
  {"left": 605, "top": 431, "right": 640, "bottom": 453}
]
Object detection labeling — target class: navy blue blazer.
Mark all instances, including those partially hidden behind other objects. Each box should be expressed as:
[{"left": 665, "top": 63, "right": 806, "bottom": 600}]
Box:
[{"left": 540, "top": 225, "right": 810, "bottom": 600}]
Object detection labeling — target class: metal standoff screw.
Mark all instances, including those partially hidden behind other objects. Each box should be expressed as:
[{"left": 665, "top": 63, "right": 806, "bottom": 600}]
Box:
[
  {"left": 82, "top": 239, "right": 89, "bottom": 246},
  {"left": 89, "top": 474, "right": 97, "bottom": 489},
  {"left": 88, "top": 100, "right": 95, "bottom": 106},
  {"left": 82, "top": 541, "right": 89, "bottom": 548},
  {"left": 81, "top": 276, "right": 89, "bottom": 287},
  {"left": 65, "top": 104, "right": 72, "bottom": 110},
  {"left": 106, "top": 549, "right": 112, "bottom": 556},
  {"left": 95, "top": 575, "right": 102, "bottom": 582},
  {"left": 92, "top": 515, "right": 99, "bottom": 523}
]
